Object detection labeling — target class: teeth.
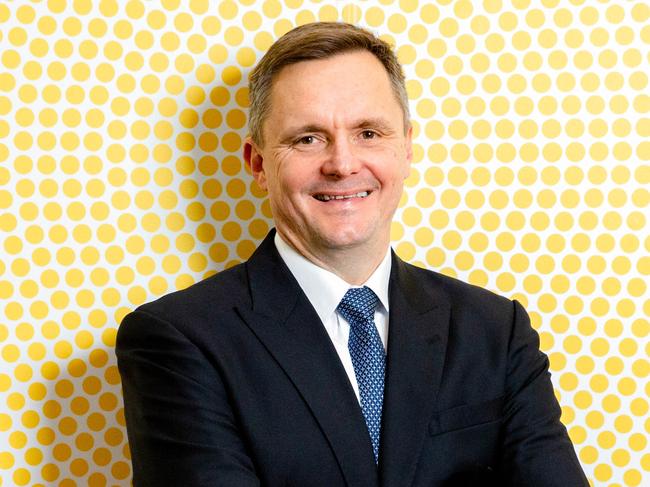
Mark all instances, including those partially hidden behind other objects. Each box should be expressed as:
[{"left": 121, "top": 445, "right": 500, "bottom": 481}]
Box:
[{"left": 315, "top": 192, "right": 369, "bottom": 201}]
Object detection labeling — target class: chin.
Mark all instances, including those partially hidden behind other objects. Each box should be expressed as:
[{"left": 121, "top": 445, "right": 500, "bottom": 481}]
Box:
[{"left": 315, "top": 227, "right": 375, "bottom": 251}]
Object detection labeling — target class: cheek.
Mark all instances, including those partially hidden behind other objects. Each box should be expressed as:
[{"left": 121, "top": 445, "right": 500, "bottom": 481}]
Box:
[
  {"left": 374, "top": 146, "right": 410, "bottom": 181},
  {"left": 277, "top": 173, "right": 301, "bottom": 195},
  {"left": 276, "top": 160, "right": 317, "bottom": 197},
  {"left": 272, "top": 175, "right": 310, "bottom": 212},
  {"left": 383, "top": 161, "right": 410, "bottom": 188}
]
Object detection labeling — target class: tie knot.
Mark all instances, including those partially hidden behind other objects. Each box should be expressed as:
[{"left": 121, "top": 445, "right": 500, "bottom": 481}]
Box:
[{"left": 337, "top": 286, "right": 379, "bottom": 324}]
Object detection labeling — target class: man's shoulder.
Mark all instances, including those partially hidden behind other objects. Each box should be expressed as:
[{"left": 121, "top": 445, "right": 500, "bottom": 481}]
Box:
[
  {"left": 129, "top": 261, "right": 251, "bottom": 324},
  {"left": 398, "top": 259, "right": 515, "bottom": 317}
]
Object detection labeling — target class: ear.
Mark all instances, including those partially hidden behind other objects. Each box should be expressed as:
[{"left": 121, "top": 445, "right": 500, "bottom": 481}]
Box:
[
  {"left": 243, "top": 137, "right": 267, "bottom": 190},
  {"left": 402, "top": 124, "right": 413, "bottom": 179}
]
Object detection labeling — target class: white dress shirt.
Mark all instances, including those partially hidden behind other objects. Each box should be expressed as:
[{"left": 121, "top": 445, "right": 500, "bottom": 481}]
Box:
[{"left": 274, "top": 232, "right": 391, "bottom": 401}]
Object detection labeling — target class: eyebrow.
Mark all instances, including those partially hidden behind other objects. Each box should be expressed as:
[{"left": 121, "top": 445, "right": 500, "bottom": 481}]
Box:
[
  {"left": 354, "top": 117, "right": 395, "bottom": 132},
  {"left": 278, "top": 124, "right": 325, "bottom": 143},
  {"left": 278, "top": 117, "right": 396, "bottom": 143}
]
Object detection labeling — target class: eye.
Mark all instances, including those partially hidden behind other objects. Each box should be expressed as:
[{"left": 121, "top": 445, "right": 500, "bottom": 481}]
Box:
[
  {"left": 360, "top": 130, "right": 378, "bottom": 140},
  {"left": 296, "top": 135, "right": 316, "bottom": 145}
]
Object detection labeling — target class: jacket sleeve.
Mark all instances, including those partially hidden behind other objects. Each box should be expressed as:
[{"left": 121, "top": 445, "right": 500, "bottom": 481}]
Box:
[
  {"left": 116, "top": 309, "right": 261, "bottom": 487},
  {"left": 500, "top": 300, "right": 589, "bottom": 486}
]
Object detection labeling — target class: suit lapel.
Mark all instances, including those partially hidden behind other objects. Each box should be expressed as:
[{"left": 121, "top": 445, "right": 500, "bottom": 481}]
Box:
[
  {"left": 379, "top": 254, "right": 451, "bottom": 487},
  {"left": 236, "top": 232, "right": 379, "bottom": 487}
]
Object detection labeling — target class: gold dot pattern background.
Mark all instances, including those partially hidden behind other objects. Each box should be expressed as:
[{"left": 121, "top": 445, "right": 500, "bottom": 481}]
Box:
[{"left": 0, "top": 0, "right": 647, "bottom": 485}]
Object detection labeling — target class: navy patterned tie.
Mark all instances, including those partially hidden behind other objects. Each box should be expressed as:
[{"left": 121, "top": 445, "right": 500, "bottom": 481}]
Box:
[{"left": 337, "top": 286, "right": 385, "bottom": 463}]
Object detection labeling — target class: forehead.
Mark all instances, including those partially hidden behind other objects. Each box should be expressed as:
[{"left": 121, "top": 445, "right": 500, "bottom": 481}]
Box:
[{"left": 264, "top": 51, "right": 402, "bottom": 133}]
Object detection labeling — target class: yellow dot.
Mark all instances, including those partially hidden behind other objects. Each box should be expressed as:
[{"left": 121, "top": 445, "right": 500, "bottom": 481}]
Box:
[
  {"left": 13, "top": 468, "right": 31, "bottom": 486},
  {"left": 9, "top": 430, "right": 28, "bottom": 449},
  {"left": 604, "top": 355, "right": 625, "bottom": 375},
  {"left": 579, "top": 445, "right": 598, "bottom": 465},
  {"left": 106, "top": 428, "right": 126, "bottom": 452},
  {"left": 618, "top": 377, "right": 636, "bottom": 396},
  {"left": 84, "top": 351, "right": 107, "bottom": 373},
  {"left": 623, "top": 468, "right": 643, "bottom": 487},
  {"left": 111, "top": 460, "right": 131, "bottom": 480},
  {"left": 80, "top": 410, "right": 106, "bottom": 433},
  {"left": 53, "top": 442, "right": 73, "bottom": 464},
  {"left": 98, "top": 392, "right": 118, "bottom": 412},
  {"left": 0, "top": 373, "right": 16, "bottom": 396},
  {"left": 573, "top": 391, "right": 592, "bottom": 410},
  {"left": 35, "top": 424, "right": 55, "bottom": 448},
  {"left": 597, "top": 431, "right": 616, "bottom": 456},
  {"left": 405, "top": 24, "right": 427, "bottom": 46},
  {"left": 631, "top": 358, "right": 648, "bottom": 379},
  {"left": 593, "top": 463, "right": 612, "bottom": 482},
  {"left": 601, "top": 393, "right": 621, "bottom": 413},
  {"left": 91, "top": 447, "right": 112, "bottom": 469},
  {"left": 14, "top": 361, "right": 34, "bottom": 382},
  {"left": 7, "top": 390, "right": 27, "bottom": 411},
  {"left": 631, "top": 398, "right": 648, "bottom": 418},
  {"left": 68, "top": 458, "right": 90, "bottom": 478},
  {"left": 0, "top": 450, "right": 15, "bottom": 469},
  {"left": 631, "top": 318, "right": 649, "bottom": 339}
]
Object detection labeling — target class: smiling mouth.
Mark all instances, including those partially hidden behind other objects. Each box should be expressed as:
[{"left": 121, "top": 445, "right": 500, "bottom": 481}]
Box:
[{"left": 313, "top": 191, "right": 370, "bottom": 202}]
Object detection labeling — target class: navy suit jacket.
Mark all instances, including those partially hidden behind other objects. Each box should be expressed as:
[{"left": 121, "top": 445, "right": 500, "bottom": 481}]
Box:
[{"left": 116, "top": 230, "right": 588, "bottom": 486}]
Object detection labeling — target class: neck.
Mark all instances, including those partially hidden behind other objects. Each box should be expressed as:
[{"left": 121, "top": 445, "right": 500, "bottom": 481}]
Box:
[{"left": 278, "top": 231, "right": 389, "bottom": 286}]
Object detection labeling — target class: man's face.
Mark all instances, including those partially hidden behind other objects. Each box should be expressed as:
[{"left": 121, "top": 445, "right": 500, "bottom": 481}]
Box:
[{"left": 245, "top": 50, "right": 412, "bottom": 259}]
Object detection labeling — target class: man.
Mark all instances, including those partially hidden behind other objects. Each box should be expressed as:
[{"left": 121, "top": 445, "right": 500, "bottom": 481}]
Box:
[{"left": 116, "top": 22, "right": 588, "bottom": 486}]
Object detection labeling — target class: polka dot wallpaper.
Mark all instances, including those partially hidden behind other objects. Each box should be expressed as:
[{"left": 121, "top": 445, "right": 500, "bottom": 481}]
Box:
[{"left": 0, "top": 0, "right": 647, "bottom": 485}]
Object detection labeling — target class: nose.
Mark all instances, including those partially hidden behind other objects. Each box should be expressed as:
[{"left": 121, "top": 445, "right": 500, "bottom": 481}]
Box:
[{"left": 320, "top": 136, "right": 361, "bottom": 178}]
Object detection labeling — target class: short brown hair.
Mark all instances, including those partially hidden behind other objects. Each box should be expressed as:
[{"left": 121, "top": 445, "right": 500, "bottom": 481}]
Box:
[{"left": 247, "top": 22, "right": 410, "bottom": 146}]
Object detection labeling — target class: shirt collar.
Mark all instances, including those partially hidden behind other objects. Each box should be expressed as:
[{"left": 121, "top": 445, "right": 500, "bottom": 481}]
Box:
[{"left": 274, "top": 232, "right": 391, "bottom": 324}]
